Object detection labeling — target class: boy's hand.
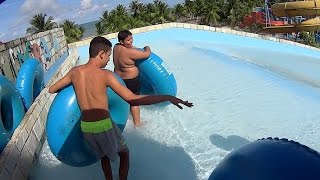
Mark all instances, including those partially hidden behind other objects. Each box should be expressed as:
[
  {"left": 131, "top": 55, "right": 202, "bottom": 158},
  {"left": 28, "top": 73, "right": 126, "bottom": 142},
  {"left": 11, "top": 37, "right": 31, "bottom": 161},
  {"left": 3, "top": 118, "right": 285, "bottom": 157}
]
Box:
[
  {"left": 171, "top": 97, "right": 193, "bottom": 109},
  {"left": 143, "top": 46, "right": 150, "bottom": 51}
]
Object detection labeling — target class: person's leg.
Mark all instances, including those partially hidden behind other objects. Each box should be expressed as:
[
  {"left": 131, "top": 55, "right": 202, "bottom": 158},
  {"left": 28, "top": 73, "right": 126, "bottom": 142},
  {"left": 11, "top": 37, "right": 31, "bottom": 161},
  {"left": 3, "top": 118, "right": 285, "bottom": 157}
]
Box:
[
  {"left": 124, "top": 77, "right": 143, "bottom": 127},
  {"left": 131, "top": 105, "right": 141, "bottom": 127},
  {"left": 101, "top": 156, "right": 113, "bottom": 180},
  {"left": 118, "top": 149, "right": 130, "bottom": 180}
]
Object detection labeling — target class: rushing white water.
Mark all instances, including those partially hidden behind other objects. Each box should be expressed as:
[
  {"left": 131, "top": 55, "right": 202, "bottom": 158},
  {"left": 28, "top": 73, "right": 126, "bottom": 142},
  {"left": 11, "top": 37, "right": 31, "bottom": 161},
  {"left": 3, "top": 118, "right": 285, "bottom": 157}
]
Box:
[{"left": 30, "top": 28, "right": 320, "bottom": 180}]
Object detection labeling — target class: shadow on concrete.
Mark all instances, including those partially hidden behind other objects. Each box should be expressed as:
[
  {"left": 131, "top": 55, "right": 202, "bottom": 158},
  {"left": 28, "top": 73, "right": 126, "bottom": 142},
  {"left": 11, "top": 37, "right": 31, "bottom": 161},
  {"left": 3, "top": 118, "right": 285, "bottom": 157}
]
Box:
[
  {"left": 209, "top": 134, "right": 250, "bottom": 151},
  {"left": 29, "top": 129, "right": 197, "bottom": 180}
]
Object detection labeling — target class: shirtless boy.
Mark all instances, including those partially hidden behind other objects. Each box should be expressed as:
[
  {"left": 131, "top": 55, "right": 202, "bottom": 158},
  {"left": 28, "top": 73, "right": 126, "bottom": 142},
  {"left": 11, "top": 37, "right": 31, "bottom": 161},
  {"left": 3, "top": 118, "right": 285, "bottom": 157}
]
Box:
[
  {"left": 113, "top": 30, "right": 150, "bottom": 127},
  {"left": 49, "top": 36, "right": 193, "bottom": 180}
]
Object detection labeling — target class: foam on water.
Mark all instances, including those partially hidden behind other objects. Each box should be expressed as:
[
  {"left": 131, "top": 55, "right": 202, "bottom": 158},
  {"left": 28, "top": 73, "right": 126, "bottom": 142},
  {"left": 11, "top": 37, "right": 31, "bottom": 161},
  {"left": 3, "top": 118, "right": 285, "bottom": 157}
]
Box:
[{"left": 30, "top": 28, "right": 320, "bottom": 180}]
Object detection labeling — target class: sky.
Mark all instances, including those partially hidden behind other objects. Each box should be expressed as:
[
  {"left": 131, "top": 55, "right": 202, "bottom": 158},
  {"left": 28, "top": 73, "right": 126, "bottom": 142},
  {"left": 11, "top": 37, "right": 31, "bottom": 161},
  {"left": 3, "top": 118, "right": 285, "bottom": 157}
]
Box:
[{"left": 0, "top": 0, "right": 184, "bottom": 42}]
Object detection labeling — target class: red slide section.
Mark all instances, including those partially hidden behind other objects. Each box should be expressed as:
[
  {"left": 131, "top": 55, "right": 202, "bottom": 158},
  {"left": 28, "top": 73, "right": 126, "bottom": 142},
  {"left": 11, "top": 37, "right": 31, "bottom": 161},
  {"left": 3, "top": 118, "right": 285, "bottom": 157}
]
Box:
[{"left": 239, "top": 11, "right": 285, "bottom": 28}]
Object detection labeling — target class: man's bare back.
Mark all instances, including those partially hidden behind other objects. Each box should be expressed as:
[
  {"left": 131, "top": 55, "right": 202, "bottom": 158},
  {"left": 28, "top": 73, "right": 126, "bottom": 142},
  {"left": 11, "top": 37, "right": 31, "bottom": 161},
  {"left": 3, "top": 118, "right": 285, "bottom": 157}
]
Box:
[
  {"left": 49, "top": 39, "right": 114, "bottom": 123},
  {"left": 70, "top": 65, "right": 110, "bottom": 121},
  {"left": 113, "top": 44, "right": 151, "bottom": 79},
  {"left": 113, "top": 44, "right": 139, "bottom": 79}
]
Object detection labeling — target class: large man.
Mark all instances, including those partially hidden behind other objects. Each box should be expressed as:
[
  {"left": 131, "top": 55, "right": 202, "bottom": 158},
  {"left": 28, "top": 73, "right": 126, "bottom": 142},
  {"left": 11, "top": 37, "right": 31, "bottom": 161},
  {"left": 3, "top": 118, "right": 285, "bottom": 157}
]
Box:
[
  {"left": 49, "top": 36, "right": 193, "bottom": 180},
  {"left": 113, "top": 30, "right": 151, "bottom": 127}
]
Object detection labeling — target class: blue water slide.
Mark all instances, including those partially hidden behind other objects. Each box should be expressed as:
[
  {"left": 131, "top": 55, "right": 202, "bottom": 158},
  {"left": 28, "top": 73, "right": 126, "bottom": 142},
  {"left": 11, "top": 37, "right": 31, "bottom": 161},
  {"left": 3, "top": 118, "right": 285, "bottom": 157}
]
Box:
[
  {"left": 46, "top": 73, "right": 129, "bottom": 167},
  {"left": 0, "top": 75, "right": 26, "bottom": 152},
  {"left": 136, "top": 52, "right": 177, "bottom": 97},
  {"left": 15, "top": 58, "right": 44, "bottom": 110},
  {"left": 209, "top": 137, "right": 320, "bottom": 180}
]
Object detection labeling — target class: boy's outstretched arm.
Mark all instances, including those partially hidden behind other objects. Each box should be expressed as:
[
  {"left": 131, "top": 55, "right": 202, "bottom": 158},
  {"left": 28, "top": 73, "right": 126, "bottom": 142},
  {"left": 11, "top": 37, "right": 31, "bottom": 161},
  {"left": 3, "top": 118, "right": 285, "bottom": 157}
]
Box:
[
  {"left": 128, "top": 95, "right": 193, "bottom": 109},
  {"left": 49, "top": 71, "right": 72, "bottom": 94},
  {"left": 106, "top": 72, "right": 193, "bottom": 109}
]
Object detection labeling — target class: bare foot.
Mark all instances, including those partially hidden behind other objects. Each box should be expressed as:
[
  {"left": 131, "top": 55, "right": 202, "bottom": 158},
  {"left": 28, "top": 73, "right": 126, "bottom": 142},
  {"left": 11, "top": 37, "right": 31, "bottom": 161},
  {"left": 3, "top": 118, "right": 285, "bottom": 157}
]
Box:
[{"left": 134, "top": 121, "right": 147, "bottom": 128}]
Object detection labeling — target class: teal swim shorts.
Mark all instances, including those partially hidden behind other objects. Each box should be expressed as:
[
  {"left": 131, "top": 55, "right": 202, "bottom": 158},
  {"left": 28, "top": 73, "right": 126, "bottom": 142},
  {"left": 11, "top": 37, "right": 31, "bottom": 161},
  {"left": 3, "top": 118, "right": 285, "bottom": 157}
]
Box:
[{"left": 81, "top": 118, "right": 127, "bottom": 161}]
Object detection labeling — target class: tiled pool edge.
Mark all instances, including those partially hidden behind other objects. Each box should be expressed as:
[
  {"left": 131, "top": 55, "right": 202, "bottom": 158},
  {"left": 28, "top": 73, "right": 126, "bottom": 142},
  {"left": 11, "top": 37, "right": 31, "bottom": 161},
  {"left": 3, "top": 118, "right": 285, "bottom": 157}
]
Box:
[
  {"left": 0, "top": 48, "right": 78, "bottom": 180},
  {"left": 1, "top": 22, "right": 318, "bottom": 180},
  {"left": 69, "top": 22, "right": 320, "bottom": 51}
]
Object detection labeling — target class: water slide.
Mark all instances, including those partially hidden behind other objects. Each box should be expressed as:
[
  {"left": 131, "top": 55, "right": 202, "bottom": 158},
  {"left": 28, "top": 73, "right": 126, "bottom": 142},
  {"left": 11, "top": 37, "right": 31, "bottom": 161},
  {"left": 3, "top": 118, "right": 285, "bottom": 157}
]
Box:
[
  {"left": 239, "top": 11, "right": 285, "bottom": 28},
  {"left": 260, "top": 0, "right": 320, "bottom": 33}
]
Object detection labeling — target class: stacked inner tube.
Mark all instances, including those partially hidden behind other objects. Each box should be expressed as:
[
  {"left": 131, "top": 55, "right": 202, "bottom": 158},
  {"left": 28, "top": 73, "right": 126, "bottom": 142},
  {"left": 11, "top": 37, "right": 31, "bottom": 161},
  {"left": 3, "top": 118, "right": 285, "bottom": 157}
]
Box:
[
  {"left": 0, "top": 75, "right": 25, "bottom": 151},
  {"left": 15, "top": 58, "right": 44, "bottom": 110},
  {"left": 0, "top": 58, "right": 44, "bottom": 152},
  {"left": 209, "top": 137, "right": 320, "bottom": 180}
]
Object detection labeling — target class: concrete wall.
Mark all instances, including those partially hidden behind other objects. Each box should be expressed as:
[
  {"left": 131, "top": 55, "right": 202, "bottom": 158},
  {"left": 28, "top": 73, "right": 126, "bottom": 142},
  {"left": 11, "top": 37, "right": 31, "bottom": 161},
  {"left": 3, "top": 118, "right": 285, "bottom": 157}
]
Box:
[
  {"left": 0, "top": 28, "right": 70, "bottom": 180},
  {"left": 0, "top": 48, "right": 78, "bottom": 180},
  {"left": 0, "top": 22, "right": 319, "bottom": 180},
  {"left": 0, "top": 28, "right": 68, "bottom": 83}
]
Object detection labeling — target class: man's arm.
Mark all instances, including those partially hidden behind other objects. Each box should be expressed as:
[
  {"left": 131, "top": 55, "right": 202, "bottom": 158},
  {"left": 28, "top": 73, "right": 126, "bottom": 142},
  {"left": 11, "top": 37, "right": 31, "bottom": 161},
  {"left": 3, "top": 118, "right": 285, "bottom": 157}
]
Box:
[
  {"left": 48, "top": 70, "right": 72, "bottom": 94},
  {"left": 105, "top": 71, "right": 193, "bottom": 109},
  {"left": 127, "top": 46, "right": 151, "bottom": 60}
]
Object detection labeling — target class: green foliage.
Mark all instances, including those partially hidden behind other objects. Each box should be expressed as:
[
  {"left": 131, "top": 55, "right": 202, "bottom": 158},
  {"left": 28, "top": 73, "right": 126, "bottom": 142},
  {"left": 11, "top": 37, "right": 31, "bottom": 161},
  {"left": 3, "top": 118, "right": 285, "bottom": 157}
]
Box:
[
  {"left": 27, "top": 13, "right": 84, "bottom": 43},
  {"left": 96, "top": 0, "right": 260, "bottom": 32},
  {"left": 27, "top": 0, "right": 320, "bottom": 49},
  {"left": 26, "top": 13, "right": 57, "bottom": 34},
  {"left": 249, "top": 23, "right": 263, "bottom": 32},
  {"left": 60, "top": 20, "right": 85, "bottom": 43},
  {"left": 95, "top": 22, "right": 106, "bottom": 35},
  {"left": 98, "top": 0, "right": 174, "bottom": 34},
  {"left": 299, "top": 32, "right": 320, "bottom": 48}
]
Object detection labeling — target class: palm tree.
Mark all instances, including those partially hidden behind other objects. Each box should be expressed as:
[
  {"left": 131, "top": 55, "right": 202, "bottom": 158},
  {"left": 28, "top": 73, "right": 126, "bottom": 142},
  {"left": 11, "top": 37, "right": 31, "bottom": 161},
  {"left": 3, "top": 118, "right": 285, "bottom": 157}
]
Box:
[
  {"left": 101, "top": 10, "right": 109, "bottom": 20},
  {"left": 194, "top": 0, "right": 205, "bottom": 22},
  {"left": 201, "top": 0, "right": 220, "bottom": 26},
  {"left": 173, "top": 4, "right": 186, "bottom": 20},
  {"left": 127, "top": 17, "right": 147, "bottom": 29},
  {"left": 99, "top": 5, "right": 130, "bottom": 33},
  {"left": 115, "top": 4, "right": 128, "bottom": 17},
  {"left": 129, "top": 0, "right": 143, "bottom": 18},
  {"left": 95, "top": 22, "right": 106, "bottom": 35},
  {"left": 98, "top": 10, "right": 110, "bottom": 34},
  {"left": 139, "top": 3, "right": 156, "bottom": 23},
  {"left": 60, "top": 20, "right": 84, "bottom": 43},
  {"left": 145, "top": 3, "right": 155, "bottom": 14},
  {"left": 79, "top": 26, "right": 85, "bottom": 35},
  {"left": 26, "top": 13, "right": 57, "bottom": 34},
  {"left": 103, "top": 10, "right": 118, "bottom": 33},
  {"left": 153, "top": 1, "right": 172, "bottom": 24},
  {"left": 184, "top": 0, "right": 196, "bottom": 20},
  {"left": 223, "top": 0, "right": 253, "bottom": 27}
]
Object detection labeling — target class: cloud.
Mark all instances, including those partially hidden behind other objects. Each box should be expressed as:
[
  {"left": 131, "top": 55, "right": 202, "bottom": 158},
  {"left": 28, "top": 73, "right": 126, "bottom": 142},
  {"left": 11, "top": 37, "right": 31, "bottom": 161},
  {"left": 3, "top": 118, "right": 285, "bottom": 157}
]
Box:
[
  {"left": 81, "top": 0, "right": 93, "bottom": 10},
  {"left": 3, "top": 0, "right": 186, "bottom": 42},
  {"left": 9, "top": 15, "right": 30, "bottom": 31},
  {"left": 21, "top": 0, "right": 61, "bottom": 15},
  {"left": 9, "top": 0, "right": 66, "bottom": 34},
  {"left": 13, "top": 31, "right": 21, "bottom": 36},
  {"left": 53, "top": 17, "right": 63, "bottom": 23},
  {"left": 102, "top": 3, "right": 109, "bottom": 8},
  {"left": 77, "top": 0, "right": 102, "bottom": 17}
]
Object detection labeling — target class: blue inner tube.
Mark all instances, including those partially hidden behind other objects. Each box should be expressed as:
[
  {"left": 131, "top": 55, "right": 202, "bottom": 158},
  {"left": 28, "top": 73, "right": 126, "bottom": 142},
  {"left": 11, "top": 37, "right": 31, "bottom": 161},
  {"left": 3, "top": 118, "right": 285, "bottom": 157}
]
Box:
[
  {"left": 0, "top": 75, "right": 25, "bottom": 152},
  {"left": 15, "top": 58, "right": 44, "bottom": 110},
  {"left": 46, "top": 73, "right": 129, "bottom": 167},
  {"left": 209, "top": 137, "right": 320, "bottom": 180},
  {"left": 136, "top": 52, "right": 177, "bottom": 97}
]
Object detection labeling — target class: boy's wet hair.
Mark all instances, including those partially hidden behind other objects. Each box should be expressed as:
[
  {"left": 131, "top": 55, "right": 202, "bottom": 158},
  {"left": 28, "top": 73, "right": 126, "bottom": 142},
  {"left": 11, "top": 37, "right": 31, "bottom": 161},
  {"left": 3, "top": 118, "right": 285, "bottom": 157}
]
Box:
[
  {"left": 89, "top": 36, "right": 112, "bottom": 58},
  {"left": 118, "top": 30, "right": 132, "bottom": 42}
]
